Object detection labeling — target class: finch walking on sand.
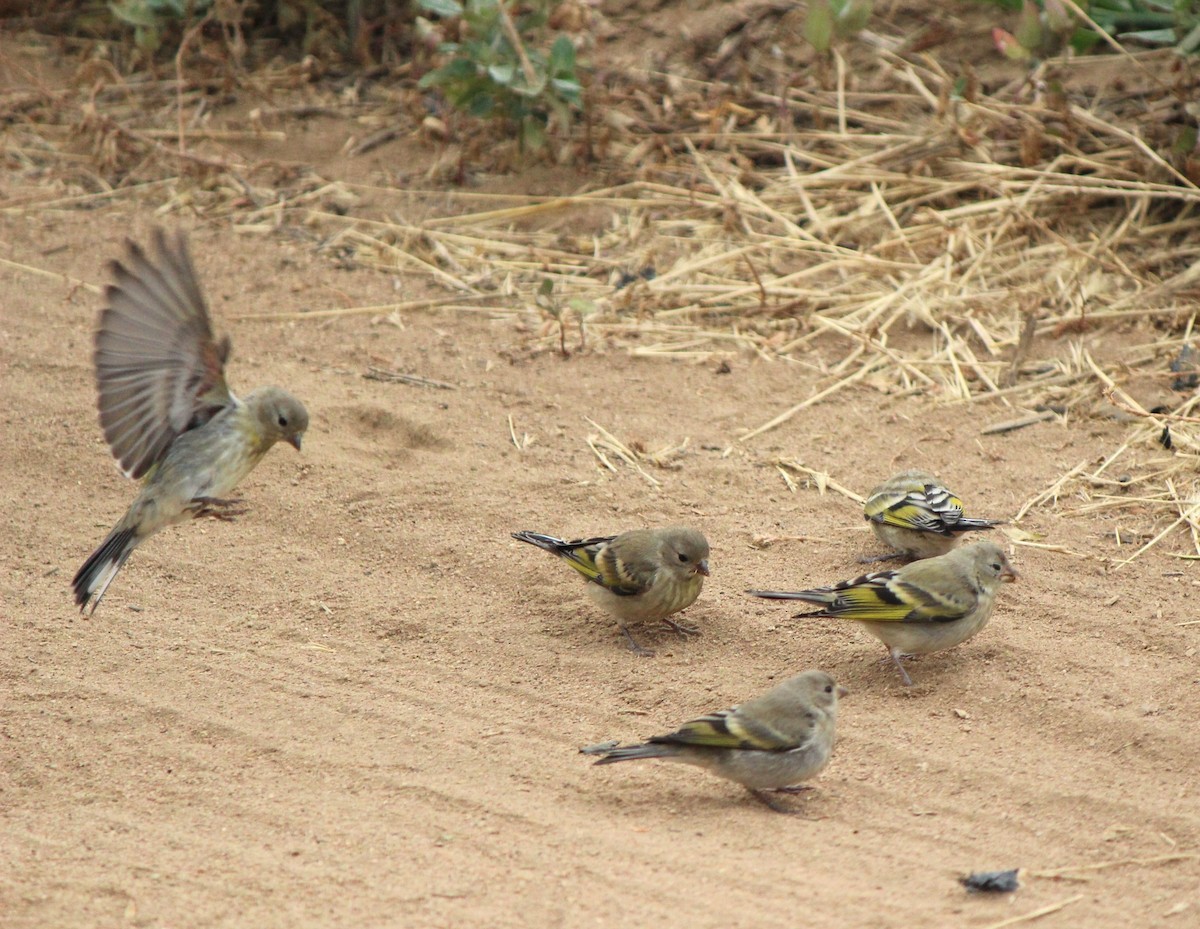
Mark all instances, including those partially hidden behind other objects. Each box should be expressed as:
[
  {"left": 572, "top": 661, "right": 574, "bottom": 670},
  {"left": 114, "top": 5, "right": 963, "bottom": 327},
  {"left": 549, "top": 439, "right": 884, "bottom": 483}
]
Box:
[
  {"left": 512, "top": 527, "right": 710, "bottom": 654},
  {"left": 586, "top": 669, "right": 846, "bottom": 812},
  {"left": 749, "top": 541, "right": 1017, "bottom": 686},
  {"left": 863, "top": 469, "right": 1002, "bottom": 561},
  {"left": 73, "top": 229, "right": 308, "bottom": 614}
]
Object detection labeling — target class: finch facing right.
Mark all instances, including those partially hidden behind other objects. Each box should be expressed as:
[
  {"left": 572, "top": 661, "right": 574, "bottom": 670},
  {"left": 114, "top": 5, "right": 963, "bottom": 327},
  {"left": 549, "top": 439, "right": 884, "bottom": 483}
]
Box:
[
  {"left": 512, "top": 527, "right": 709, "bottom": 655},
  {"left": 586, "top": 669, "right": 846, "bottom": 813},
  {"left": 863, "top": 469, "right": 1002, "bottom": 561},
  {"left": 72, "top": 229, "right": 309, "bottom": 614},
  {"left": 749, "top": 541, "right": 1017, "bottom": 686}
]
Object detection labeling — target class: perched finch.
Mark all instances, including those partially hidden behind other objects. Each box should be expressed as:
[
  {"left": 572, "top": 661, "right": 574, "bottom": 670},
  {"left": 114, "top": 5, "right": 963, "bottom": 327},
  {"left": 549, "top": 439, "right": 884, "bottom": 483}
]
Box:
[
  {"left": 749, "top": 541, "right": 1017, "bottom": 686},
  {"left": 587, "top": 669, "right": 846, "bottom": 812},
  {"left": 863, "top": 469, "right": 1002, "bottom": 561},
  {"left": 512, "top": 527, "right": 710, "bottom": 654},
  {"left": 73, "top": 229, "right": 308, "bottom": 614}
]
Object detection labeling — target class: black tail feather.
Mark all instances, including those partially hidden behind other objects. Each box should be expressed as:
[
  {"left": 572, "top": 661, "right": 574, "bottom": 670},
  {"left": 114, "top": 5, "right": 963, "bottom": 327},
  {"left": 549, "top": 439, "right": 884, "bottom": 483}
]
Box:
[{"left": 72, "top": 524, "right": 137, "bottom": 612}]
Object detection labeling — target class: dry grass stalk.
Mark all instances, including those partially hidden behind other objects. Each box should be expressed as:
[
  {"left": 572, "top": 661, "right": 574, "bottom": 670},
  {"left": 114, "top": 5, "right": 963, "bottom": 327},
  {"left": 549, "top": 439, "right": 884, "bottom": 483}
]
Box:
[
  {"left": 584, "top": 418, "right": 664, "bottom": 487},
  {"left": 7, "top": 23, "right": 1200, "bottom": 559},
  {"left": 978, "top": 895, "right": 1084, "bottom": 929}
]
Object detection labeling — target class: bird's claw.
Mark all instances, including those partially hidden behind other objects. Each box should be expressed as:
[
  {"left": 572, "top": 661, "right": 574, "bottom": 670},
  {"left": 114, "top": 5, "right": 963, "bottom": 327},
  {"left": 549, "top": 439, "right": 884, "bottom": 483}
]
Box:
[
  {"left": 190, "top": 496, "right": 249, "bottom": 521},
  {"left": 749, "top": 789, "right": 814, "bottom": 815},
  {"left": 662, "top": 617, "right": 699, "bottom": 637},
  {"left": 856, "top": 552, "right": 901, "bottom": 565},
  {"left": 620, "top": 627, "right": 655, "bottom": 657}
]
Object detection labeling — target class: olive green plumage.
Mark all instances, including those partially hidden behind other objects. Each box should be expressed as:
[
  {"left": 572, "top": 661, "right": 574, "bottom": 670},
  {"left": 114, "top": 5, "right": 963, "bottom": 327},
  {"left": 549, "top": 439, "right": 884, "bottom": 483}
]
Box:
[
  {"left": 588, "top": 670, "right": 846, "bottom": 811},
  {"left": 750, "top": 541, "right": 1017, "bottom": 686},
  {"left": 863, "top": 469, "right": 1001, "bottom": 560},
  {"left": 512, "top": 526, "right": 710, "bottom": 653}
]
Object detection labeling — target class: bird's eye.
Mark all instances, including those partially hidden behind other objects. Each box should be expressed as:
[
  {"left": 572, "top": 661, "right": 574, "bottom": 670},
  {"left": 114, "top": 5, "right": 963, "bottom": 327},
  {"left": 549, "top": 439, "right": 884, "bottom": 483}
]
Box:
[
  {"left": 824, "top": 685, "right": 833, "bottom": 693},
  {"left": 677, "top": 552, "right": 689, "bottom": 563},
  {"left": 278, "top": 414, "right": 288, "bottom": 427},
  {"left": 991, "top": 562, "right": 1002, "bottom": 572}
]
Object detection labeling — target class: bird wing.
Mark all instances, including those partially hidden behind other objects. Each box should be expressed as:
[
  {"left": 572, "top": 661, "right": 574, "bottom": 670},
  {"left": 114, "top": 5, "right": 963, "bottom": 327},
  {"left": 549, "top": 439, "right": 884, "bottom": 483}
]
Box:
[
  {"left": 785, "top": 566, "right": 975, "bottom": 624},
  {"left": 592, "top": 533, "right": 660, "bottom": 596},
  {"left": 95, "top": 228, "right": 233, "bottom": 479},
  {"left": 865, "top": 480, "right": 965, "bottom": 535},
  {"left": 650, "top": 701, "right": 806, "bottom": 752}
]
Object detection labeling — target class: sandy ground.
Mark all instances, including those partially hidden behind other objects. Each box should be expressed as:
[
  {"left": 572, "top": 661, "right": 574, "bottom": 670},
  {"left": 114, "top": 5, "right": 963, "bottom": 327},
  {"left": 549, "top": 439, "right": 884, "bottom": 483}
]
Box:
[{"left": 3, "top": 31, "right": 1200, "bottom": 929}]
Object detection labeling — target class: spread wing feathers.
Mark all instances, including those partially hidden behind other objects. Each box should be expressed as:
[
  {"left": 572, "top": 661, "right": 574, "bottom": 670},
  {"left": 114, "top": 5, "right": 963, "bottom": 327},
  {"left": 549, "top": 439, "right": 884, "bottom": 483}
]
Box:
[
  {"left": 750, "top": 568, "right": 976, "bottom": 624},
  {"left": 866, "top": 481, "right": 998, "bottom": 535},
  {"left": 95, "top": 228, "right": 232, "bottom": 479},
  {"left": 652, "top": 694, "right": 814, "bottom": 753}
]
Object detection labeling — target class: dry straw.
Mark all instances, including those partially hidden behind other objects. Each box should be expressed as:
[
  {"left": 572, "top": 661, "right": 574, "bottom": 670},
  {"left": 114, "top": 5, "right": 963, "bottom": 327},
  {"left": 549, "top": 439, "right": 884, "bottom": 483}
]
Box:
[{"left": 3, "top": 17, "right": 1200, "bottom": 558}]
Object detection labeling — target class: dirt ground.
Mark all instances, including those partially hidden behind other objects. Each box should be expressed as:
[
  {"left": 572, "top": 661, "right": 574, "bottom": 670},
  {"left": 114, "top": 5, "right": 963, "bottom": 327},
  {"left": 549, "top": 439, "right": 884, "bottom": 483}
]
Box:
[{"left": 3, "top": 19, "right": 1200, "bottom": 929}]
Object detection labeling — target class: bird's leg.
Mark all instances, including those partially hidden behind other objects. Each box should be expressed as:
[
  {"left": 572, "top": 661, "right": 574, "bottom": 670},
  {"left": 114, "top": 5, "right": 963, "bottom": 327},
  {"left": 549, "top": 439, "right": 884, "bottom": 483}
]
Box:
[
  {"left": 748, "top": 789, "right": 804, "bottom": 815},
  {"left": 856, "top": 552, "right": 903, "bottom": 565},
  {"left": 189, "top": 497, "right": 249, "bottom": 521},
  {"left": 619, "top": 626, "right": 655, "bottom": 657},
  {"left": 773, "top": 785, "right": 814, "bottom": 795},
  {"left": 888, "top": 647, "right": 914, "bottom": 687},
  {"left": 661, "top": 616, "right": 699, "bottom": 637}
]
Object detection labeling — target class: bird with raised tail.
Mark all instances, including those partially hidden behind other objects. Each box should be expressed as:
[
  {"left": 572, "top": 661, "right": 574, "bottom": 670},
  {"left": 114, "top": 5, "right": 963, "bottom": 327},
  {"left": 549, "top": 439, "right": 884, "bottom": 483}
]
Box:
[
  {"left": 863, "top": 469, "right": 1002, "bottom": 561},
  {"left": 512, "top": 526, "right": 709, "bottom": 654},
  {"left": 585, "top": 669, "right": 846, "bottom": 812},
  {"left": 73, "top": 229, "right": 308, "bottom": 614},
  {"left": 749, "top": 541, "right": 1017, "bottom": 686}
]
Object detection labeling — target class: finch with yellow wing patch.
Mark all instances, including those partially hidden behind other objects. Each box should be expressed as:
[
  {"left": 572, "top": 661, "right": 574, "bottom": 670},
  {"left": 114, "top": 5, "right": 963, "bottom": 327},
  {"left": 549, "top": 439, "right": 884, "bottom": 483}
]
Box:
[
  {"left": 749, "top": 541, "right": 1017, "bottom": 686},
  {"left": 73, "top": 229, "right": 308, "bottom": 614},
  {"left": 586, "top": 669, "right": 846, "bottom": 812},
  {"left": 863, "top": 469, "right": 1002, "bottom": 561},
  {"left": 512, "top": 527, "right": 709, "bottom": 655}
]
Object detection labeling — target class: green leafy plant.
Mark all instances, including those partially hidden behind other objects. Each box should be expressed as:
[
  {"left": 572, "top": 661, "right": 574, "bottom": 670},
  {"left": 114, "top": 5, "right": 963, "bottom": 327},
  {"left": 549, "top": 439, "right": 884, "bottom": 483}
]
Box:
[
  {"left": 109, "top": 0, "right": 212, "bottom": 54},
  {"left": 417, "top": 0, "right": 582, "bottom": 151},
  {"left": 804, "top": 0, "right": 873, "bottom": 53},
  {"left": 984, "top": 0, "right": 1200, "bottom": 58}
]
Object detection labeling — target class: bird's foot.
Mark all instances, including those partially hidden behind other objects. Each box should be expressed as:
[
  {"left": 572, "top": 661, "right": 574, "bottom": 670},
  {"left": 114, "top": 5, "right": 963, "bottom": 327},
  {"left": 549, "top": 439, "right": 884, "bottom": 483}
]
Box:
[
  {"left": 620, "top": 627, "right": 655, "bottom": 657},
  {"left": 749, "top": 789, "right": 814, "bottom": 816},
  {"left": 661, "top": 617, "right": 699, "bottom": 638},
  {"left": 857, "top": 552, "right": 902, "bottom": 565},
  {"left": 190, "top": 497, "right": 248, "bottom": 521},
  {"left": 885, "top": 650, "right": 915, "bottom": 687},
  {"left": 773, "top": 785, "right": 814, "bottom": 795}
]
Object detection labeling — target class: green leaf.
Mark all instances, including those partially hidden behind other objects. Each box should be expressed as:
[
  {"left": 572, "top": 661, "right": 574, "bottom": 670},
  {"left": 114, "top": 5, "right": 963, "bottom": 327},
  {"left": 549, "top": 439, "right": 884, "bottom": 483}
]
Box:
[
  {"left": 1014, "top": 0, "right": 1044, "bottom": 50},
  {"left": 418, "top": 0, "right": 464, "bottom": 17},
  {"left": 568, "top": 297, "right": 599, "bottom": 316},
  {"left": 549, "top": 35, "right": 576, "bottom": 74},
  {"left": 806, "top": 0, "right": 834, "bottom": 52},
  {"left": 1069, "top": 26, "right": 1102, "bottom": 51},
  {"left": 109, "top": 1, "right": 163, "bottom": 27},
  {"left": 488, "top": 62, "right": 516, "bottom": 85},
  {"left": 550, "top": 77, "right": 582, "bottom": 102},
  {"left": 521, "top": 116, "right": 547, "bottom": 152},
  {"left": 834, "top": 0, "right": 872, "bottom": 36},
  {"left": 1119, "top": 27, "right": 1178, "bottom": 44},
  {"left": 418, "top": 57, "right": 477, "bottom": 88},
  {"left": 466, "top": 91, "right": 496, "bottom": 117},
  {"left": 1173, "top": 125, "right": 1198, "bottom": 156}
]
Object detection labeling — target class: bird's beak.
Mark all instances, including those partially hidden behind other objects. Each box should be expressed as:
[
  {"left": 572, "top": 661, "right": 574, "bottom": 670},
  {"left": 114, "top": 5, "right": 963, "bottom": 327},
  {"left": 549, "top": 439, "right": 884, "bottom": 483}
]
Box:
[
  {"left": 836, "top": 686, "right": 850, "bottom": 698},
  {"left": 288, "top": 434, "right": 303, "bottom": 452},
  {"left": 695, "top": 560, "right": 710, "bottom": 577},
  {"left": 1001, "top": 565, "right": 1018, "bottom": 582}
]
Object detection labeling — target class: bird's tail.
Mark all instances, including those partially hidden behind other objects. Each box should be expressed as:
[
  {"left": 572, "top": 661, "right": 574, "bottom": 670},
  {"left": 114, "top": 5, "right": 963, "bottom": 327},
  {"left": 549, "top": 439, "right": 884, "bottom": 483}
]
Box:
[
  {"left": 951, "top": 517, "right": 1003, "bottom": 533},
  {"left": 72, "top": 523, "right": 139, "bottom": 614},
  {"left": 746, "top": 588, "right": 830, "bottom": 603},
  {"left": 590, "top": 743, "right": 681, "bottom": 765},
  {"left": 511, "top": 530, "right": 570, "bottom": 553}
]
